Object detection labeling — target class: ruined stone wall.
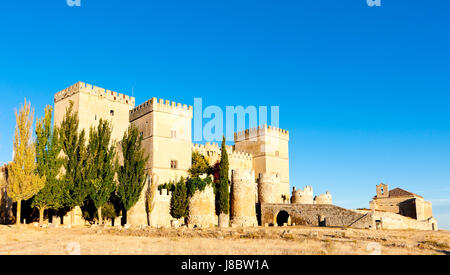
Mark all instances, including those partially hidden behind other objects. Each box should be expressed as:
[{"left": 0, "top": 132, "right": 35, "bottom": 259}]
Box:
[
  {"left": 370, "top": 196, "right": 411, "bottom": 216},
  {"left": 355, "top": 210, "right": 438, "bottom": 231},
  {"left": 314, "top": 192, "right": 332, "bottom": 205},
  {"left": 261, "top": 204, "right": 374, "bottom": 229},
  {"left": 291, "top": 186, "right": 314, "bottom": 204},
  {"left": 414, "top": 198, "right": 433, "bottom": 221},
  {"left": 188, "top": 184, "right": 216, "bottom": 228},
  {"left": 231, "top": 169, "right": 258, "bottom": 227}
]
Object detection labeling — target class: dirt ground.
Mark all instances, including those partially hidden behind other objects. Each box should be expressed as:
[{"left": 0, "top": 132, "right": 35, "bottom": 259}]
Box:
[{"left": 0, "top": 224, "right": 449, "bottom": 255}]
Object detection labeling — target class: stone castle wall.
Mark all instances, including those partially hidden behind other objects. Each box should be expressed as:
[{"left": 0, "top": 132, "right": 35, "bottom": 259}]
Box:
[
  {"left": 54, "top": 82, "right": 135, "bottom": 143},
  {"left": 258, "top": 173, "right": 280, "bottom": 204},
  {"left": 192, "top": 143, "right": 253, "bottom": 179},
  {"left": 188, "top": 184, "right": 216, "bottom": 228},
  {"left": 261, "top": 204, "right": 374, "bottom": 229},
  {"left": 149, "top": 189, "right": 172, "bottom": 228},
  {"left": 355, "top": 210, "right": 438, "bottom": 231},
  {"left": 130, "top": 97, "right": 193, "bottom": 187},
  {"left": 231, "top": 169, "right": 258, "bottom": 227},
  {"left": 314, "top": 192, "right": 333, "bottom": 205},
  {"left": 292, "top": 186, "right": 314, "bottom": 204},
  {"left": 234, "top": 125, "right": 290, "bottom": 202}
]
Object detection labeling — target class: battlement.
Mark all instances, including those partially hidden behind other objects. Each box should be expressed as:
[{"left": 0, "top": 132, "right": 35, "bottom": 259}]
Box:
[
  {"left": 292, "top": 186, "right": 314, "bottom": 204},
  {"left": 234, "top": 125, "right": 289, "bottom": 142},
  {"left": 233, "top": 169, "right": 255, "bottom": 182},
  {"left": 155, "top": 189, "right": 172, "bottom": 201},
  {"left": 259, "top": 172, "right": 281, "bottom": 184},
  {"left": 130, "top": 97, "right": 193, "bottom": 121},
  {"left": 230, "top": 150, "right": 253, "bottom": 161},
  {"left": 293, "top": 186, "right": 313, "bottom": 195},
  {"left": 54, "top": 82, "right": 135, "bottom": 107},
  {"left": 192, "top": 143, "right": 252, "bottom": 161}
]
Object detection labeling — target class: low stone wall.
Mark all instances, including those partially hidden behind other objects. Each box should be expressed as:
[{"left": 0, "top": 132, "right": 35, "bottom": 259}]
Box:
[
  {"left": 261, "top": 204, "right": 374, "bottom": 229},
  {"left": 149, "top": 189, "right": 172, "bottom": 228},
  {"left": 355, "top": 210, "right": 438, "bottom": 231}
]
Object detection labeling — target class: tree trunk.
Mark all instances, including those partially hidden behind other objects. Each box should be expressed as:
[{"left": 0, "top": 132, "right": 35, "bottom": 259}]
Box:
[
  {"left": 39, "top": 208, "right": 45, "bottom": 226},
  {"left": 98, "top": 207, "right": 102, "bottom": 225},
  {"left": 16, "top": 200, "right": 21, "bottom": 225},
  {"left": 122, "top": 209, "right": 127, "bottom": 226}
]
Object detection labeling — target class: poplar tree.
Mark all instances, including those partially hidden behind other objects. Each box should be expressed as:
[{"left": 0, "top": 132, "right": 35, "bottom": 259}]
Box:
[
  {"left": 146, "top": 175, "right": 159, "bottom": 223},
  {"left": 86, "top": 119, "right": 116, "bottom": 224},
  {"left": 33, "top": 106, "right": 64, "bottom": 226},
  {"left": 170, "top": 178, "right": 188, "bottom": 220},
  {"left": 216, "top": 136, "right": 230, "bottom": 215},
  {"left": 59, "top": 101, "right": 89, "bottom": 210},
  {"left": 117, "top": 125, "right": 148, "bottom": 225},
  {"left": 7, "top": 99, "right": 45, "bottom": 224}
]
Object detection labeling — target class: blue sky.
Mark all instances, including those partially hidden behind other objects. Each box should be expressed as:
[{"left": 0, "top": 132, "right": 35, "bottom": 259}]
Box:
[{"left": 0, "top": 0, "right": 449, "bottom": 229}]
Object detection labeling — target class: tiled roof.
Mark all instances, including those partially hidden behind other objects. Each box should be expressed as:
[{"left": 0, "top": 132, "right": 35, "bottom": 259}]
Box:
[{"left": 389, "top": 188, "right": 423, "bottom": 198}]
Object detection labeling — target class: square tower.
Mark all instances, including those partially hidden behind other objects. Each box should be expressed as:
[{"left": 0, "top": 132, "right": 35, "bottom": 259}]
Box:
[
  {"left": 54, "top": 82, "right": 135, "bottom": 142},
  {"left": 129, "top": 98, "right": 193, "bottom": 185},
  {"left": 234, "top": 125, "right": 290, "bottom": 203}
]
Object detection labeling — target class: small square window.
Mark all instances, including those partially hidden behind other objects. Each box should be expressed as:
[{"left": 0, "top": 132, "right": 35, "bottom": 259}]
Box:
[
  {"left": 171, "top": 130, "right": 177, "bottom": 139},
  {"left": 110, "top": 110, "right": 115, "bottom": 116},
  {"left": 170, "top": 160, "right": 178, "bottom": 169}
]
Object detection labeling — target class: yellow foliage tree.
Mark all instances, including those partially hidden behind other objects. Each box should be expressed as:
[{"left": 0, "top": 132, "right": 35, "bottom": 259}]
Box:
[{"left": 7, "top": 99, "right": 46, "bottom": 225}]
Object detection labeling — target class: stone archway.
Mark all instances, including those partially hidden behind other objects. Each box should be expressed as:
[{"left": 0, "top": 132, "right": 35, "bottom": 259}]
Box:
[{"left": 275, "top": 210, "right": 290, "bottom": 226}]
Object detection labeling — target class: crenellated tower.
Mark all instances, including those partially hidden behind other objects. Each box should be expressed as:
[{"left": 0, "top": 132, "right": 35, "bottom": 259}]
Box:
[
  {"left": 130, "top": 97, "right": 193, "bottom": 185},
  {"left": 54, "top": 81, "right": 135, "bottom": 142},
  {"left": 234, "top": 125, "right": 290, "bottom": 203}
]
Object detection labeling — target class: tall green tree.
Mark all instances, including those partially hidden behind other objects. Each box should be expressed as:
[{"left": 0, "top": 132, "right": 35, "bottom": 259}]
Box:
[
  {"left": 170, "top": 178, "right": 188, "bottom": 220},
  {"left": 8, "top": 99, "right": 46, "bottom": 224},
  {"left": 86, "top": 119, "right": 116, "bottom": 224},
  {"left": 33, "top": 106, "right": 64, "bottom": 226},
  {"left": 117, "top": 125, "right": 148, "bottom": 225},
  {"left": 59, "top": 101, "right": 89, "bottom": 211},
  {"left": 216, "top": 136, "right": 230, "bottom": 215},
  {"left": 188, "top": 152, "right": 211, "bottom": 177}
]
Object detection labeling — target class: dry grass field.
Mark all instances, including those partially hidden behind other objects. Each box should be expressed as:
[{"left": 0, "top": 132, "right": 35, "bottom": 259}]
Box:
[{"left": 0, "top": 224, "right": 449, "bottom": 255}]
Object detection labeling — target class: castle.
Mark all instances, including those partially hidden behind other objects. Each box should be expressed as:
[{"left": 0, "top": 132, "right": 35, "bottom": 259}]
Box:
[
  {"left": 53, "top": 82, "right": 291, "bottom": 227},
  {"left": 0, "top": 82, "right": 438, "bottom": 231}
]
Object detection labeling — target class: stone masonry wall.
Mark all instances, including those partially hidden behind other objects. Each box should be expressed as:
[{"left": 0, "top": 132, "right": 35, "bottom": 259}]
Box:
[
  {"left": 355, "top": 210, "right": 438, "bottom": 231},
  {"left": 261, "top": 204, "right": 374, "bottom": 229},
  {"left": 231, "top": 169, "right": 258, "bottom": 227},
  {"left": 292, "top": 186, "right": 314, "bottom": 204},
  {"left": 188, "top": 185, "right": 216, "bottom": 228}
]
